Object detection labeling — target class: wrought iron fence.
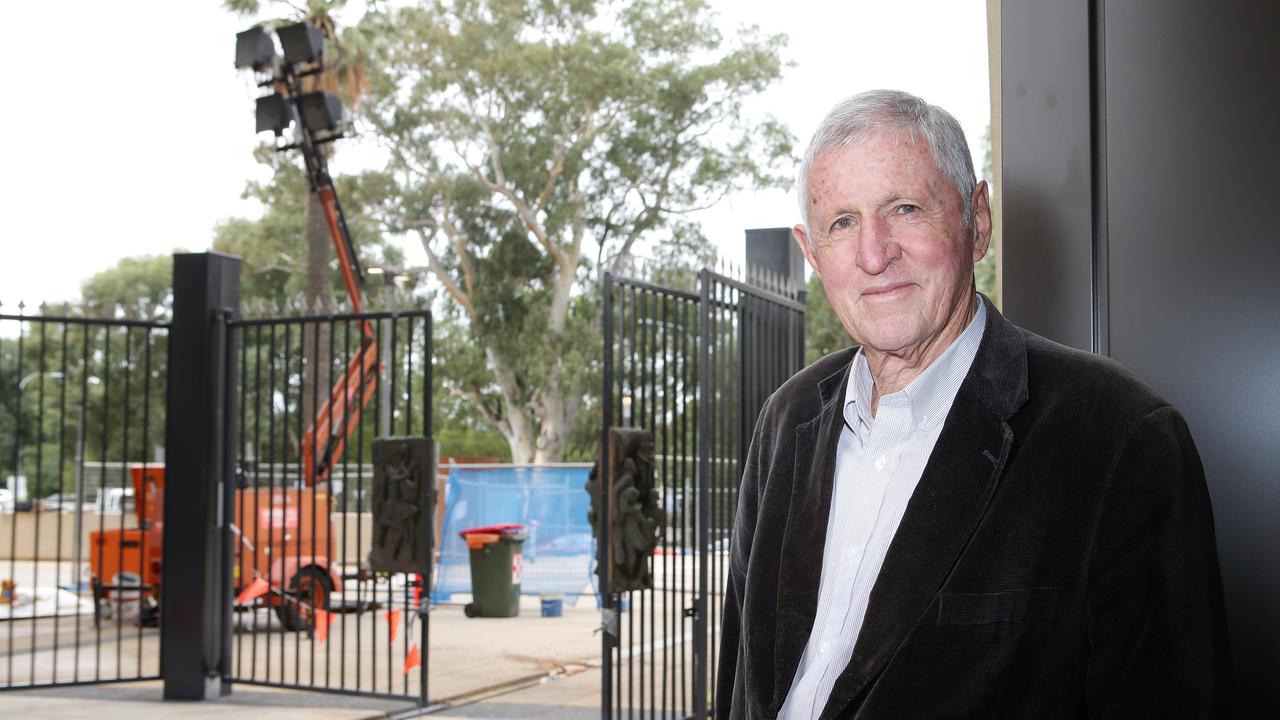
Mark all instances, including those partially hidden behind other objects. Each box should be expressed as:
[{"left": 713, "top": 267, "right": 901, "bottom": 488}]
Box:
[
  {"left": 0, "top": 307, "right": 168, "bottom": 689},
  {"left": 225, "top": 309, "right": 432, "bottom": 705},
  {"left": 600, "top": 268, "right": 805, "bottom": 719}
]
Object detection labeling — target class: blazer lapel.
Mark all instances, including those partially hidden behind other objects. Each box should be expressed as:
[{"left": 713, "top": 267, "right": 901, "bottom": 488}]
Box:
[
  {"left": 772, "top": 361, "right": 850, "bottom": 711},
  {"left": 820, "top": 297, "right": 1029, "bottom": 719}
]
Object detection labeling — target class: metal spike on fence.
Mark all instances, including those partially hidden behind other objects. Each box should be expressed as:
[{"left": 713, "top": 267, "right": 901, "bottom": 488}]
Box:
[{"left": 16, "top": 300, "right": 26, "bottom": 314}]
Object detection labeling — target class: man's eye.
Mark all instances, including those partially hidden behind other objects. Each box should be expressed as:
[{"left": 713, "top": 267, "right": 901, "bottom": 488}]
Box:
[
  {"left": 831, "top": 216, "right": 854, "bottom": 231},
  {"left": 896, "top": 204, "right": 919, "bottom": 215}
]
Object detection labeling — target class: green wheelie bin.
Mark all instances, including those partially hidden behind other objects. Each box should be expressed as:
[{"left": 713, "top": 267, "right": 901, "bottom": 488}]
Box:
[{"left": 459, "top": 523, "right": 525, "bottom": 618}]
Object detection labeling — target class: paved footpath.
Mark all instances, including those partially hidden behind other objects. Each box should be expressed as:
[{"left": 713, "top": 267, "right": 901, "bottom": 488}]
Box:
[
  {"left": 1, "top": 598, "right": 608, "bottom": 719},
  {"left": 0, "top": 665, "right": 603, "bottom": 720}
]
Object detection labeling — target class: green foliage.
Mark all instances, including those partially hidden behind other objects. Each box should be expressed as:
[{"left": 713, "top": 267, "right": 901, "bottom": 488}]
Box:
[
  {"left": 212, "top": 146, "right": 405, "bottom": 312},
  {"left": 434, "top": 425, "right": 511, "bottom": 461},
  {"left": 0, "top": 322, "right": 165, "bottom": 497},
  {"left": 974, "top": 124, "right": 999, "bottom": 303},
  {"left": 80, "top": 255, "right": 175, "bottom": 321},
  {"left": 805, "top": 273, "right": 853, "bottom": 364},
  {"left": 358, "top": 0, "right": 793, "bottom": 461}
]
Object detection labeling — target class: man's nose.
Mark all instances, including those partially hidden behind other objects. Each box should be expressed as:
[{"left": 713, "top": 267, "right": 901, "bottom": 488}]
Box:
[{"left": 856, "top": 217, "right": 901, "bottom": 275}]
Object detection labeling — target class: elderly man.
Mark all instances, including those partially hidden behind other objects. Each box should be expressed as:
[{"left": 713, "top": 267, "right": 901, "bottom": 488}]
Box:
[{"left": 716, "top": 90, "right": 1230, "bottom": 719}]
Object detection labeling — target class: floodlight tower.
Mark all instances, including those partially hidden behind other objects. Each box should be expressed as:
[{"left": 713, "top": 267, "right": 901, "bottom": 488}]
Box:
[
  {"left": 235, "top": 22, "right": 379, "bottom": 486},
  {"left": 234, "top": 23, "right": 365, "bottom": 313}
]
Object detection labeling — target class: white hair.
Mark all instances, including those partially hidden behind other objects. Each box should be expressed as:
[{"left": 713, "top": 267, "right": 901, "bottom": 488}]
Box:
[{"left": 797, "top": 89, "right": 977, "bottom": 233}]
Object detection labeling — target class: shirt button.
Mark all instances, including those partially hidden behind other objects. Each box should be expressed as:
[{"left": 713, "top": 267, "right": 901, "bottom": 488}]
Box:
[
  {"left": 820, "top": 641, "right": 831, "bottom": 655},
  {"left": 874, "top": 454, "right": 887, "bottom": 471},
  {"left": 845, "top": 546, "right": 860, "bottom": 564}
]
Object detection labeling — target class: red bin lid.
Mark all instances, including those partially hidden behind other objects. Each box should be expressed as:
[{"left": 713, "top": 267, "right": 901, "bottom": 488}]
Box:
[{"left": 458, "top": 522, "right": 524, "bottom": 538}]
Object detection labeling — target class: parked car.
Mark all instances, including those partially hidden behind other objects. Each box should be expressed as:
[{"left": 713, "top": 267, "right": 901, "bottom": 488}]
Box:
[
  {"left": 93, "top": 487, "right": 135, "bottom": 514},
  {"left": 0, "top": 488, "right": 13, "bottom": 514},
  {"left": 38, "top": 492, "right": 81, "bottom": 512}
]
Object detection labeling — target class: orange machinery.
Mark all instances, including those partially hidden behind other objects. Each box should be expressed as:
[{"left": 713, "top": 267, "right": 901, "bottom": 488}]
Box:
[
  {"left": 90, "top": 466, "right": 343, "bottom": 631},
  {"left": 89, "top": 466, "right": 164, "bottom": 626}
]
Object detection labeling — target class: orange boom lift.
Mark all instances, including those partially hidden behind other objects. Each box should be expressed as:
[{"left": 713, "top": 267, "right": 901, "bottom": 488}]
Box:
[{"left": 91, "top": 34, "right": 381, "bottom": 628}]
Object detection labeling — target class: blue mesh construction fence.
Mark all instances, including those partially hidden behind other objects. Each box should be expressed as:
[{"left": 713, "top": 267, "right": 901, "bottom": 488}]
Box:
[{"left": 432, "top": 465, "right": 596, "bottom": 605}]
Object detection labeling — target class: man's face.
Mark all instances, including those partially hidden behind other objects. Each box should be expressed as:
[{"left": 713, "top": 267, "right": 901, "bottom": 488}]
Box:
[{"left": 793, "top": 131, "right": 991, "bottom": 358}]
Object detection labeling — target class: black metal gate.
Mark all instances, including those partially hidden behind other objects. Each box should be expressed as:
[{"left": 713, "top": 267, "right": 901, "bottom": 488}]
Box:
[
  {"left": 1, "top": 307, "right": 168, "bottom": 690},
  {"left": 223, "top": 308, "right": 433, "bottom": 705},
  {"left": 600, "top": 268, "right": 805, "bottom": 719}
]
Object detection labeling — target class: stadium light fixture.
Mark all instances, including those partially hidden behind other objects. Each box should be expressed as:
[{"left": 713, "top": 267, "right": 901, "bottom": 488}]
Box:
[
  {"left": 234, "top": 27, "right": 276, "bottom": 71},
  {"left": 277, "top": 22, "right": 326, "bottom": 66},
  {"left": 297, "top": 92, "right": 344, "bottom": 133},
  {"left": 255, "top": 93, "right": 295, "bottom": 135}
]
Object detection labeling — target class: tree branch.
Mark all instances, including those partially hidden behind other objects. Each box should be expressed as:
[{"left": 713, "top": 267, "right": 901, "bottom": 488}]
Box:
[
  {"left": 437, "top": 203, "right": 478, "bottom": 299},
  {"left": 413, "top": 227, "right": 475, "bottom": 317},
  {"left": 453, "top": 385, "right": 504, "bottom": 429}
]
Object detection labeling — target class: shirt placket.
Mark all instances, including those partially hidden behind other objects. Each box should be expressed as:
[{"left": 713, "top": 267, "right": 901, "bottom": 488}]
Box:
[{"left": 813, "top": 400, "right": 911, "bottom": 707}]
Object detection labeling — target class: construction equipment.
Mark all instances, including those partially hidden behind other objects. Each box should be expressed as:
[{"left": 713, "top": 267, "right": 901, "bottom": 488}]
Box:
[{"left": 89, "top": 44, "right": 381, "bottom": 630}]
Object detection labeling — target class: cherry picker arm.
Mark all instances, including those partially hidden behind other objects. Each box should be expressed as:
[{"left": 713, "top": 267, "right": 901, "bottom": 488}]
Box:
[{"left": 300, "top": 181, "right": 380, "bottom": 487}]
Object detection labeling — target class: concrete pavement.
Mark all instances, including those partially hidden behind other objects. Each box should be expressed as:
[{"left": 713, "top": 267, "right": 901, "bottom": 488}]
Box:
[{"left": 1, "top": 595, "right": 609, "bottom": 719}]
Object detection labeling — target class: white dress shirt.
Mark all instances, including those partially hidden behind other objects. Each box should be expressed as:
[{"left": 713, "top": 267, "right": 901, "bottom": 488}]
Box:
[{"left": 778, "top": 299, "right": 986, "bottom": 719}]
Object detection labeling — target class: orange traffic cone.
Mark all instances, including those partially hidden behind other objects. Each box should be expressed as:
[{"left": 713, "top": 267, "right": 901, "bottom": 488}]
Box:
[
  {"left": 386, "top": 608, "right": 402, "bottom": 642},
  {"left": 403, "top": 643, "right": 421, "bottom": 675},
  {"left": 236, "top": 577, "right": 270, "bottom": 606},
  {"left": 315, "top": 609, "right": 336, "bottom": 644}
]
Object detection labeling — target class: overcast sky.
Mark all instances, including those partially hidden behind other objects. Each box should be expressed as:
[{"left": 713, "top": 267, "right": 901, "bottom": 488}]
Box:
[{"left": 0, "top": 0, "right": 989, "bottom": 308}]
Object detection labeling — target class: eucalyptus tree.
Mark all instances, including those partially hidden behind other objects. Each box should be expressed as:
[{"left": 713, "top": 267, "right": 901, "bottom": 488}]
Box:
[{"left": 358, "top": 0, "right": 794, "bottom": 462}]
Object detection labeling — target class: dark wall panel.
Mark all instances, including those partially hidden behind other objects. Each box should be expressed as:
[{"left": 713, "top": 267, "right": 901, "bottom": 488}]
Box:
[
  {"left": 1102, "top": 0, "right": 1280, "bottom": 709},
  {"left": 1000, "top": 0, "right": 1095, "bottom": 351}
]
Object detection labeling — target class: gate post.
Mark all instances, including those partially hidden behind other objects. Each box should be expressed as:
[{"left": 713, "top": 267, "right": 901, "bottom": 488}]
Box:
[{"left": 162, "top": 252, "right": 240, "bottom": 700}]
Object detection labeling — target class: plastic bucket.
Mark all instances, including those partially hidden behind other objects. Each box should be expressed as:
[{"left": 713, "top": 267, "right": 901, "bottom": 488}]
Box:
[{"left": 540, "top": 593, "right": 564, "bottom": 617}]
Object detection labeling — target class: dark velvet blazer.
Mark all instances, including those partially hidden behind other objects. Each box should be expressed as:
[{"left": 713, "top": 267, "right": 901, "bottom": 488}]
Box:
[{"left": 716, "top": 297, "right": 1231, "bottom": 719}]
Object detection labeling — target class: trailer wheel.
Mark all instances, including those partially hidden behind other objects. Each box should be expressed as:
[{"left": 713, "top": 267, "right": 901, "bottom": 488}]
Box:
[{"left": 275, "top": 567, "right": 332, "bottom": 632}]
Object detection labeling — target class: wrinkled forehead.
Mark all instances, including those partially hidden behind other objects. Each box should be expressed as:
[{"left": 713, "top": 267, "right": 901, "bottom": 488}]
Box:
[{"left": 805, "top": 129, "right": 945, "bottom": 193}]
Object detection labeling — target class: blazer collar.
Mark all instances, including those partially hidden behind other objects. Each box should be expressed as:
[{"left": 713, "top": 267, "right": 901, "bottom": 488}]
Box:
[
  {"left": 964, "top": 294, "right": 1029, "bottom": 421},
  {"left": 816, "top": 351, "right": 854, "bottom": 412}
]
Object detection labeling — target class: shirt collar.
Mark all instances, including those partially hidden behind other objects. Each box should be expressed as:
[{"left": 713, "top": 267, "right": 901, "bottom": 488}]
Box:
[{"left": 844, "top": 297, "right": 987, "bottom": 434}]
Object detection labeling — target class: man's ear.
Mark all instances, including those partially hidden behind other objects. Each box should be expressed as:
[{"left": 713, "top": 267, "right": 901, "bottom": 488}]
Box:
[
  {"left": 970, "top": 180, "right": 993, "bottom": 262},
  {"left": 793, "top": 224, "right": 821, "bottom": 277}
]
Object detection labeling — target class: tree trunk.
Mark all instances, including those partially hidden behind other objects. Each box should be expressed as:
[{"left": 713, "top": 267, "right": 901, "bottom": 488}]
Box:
[
  {"left": 484, "top": 347, "right": 537, "bottom": 463},
  {"left": 301, "top": 189, "right": 333, "bottom": 439},
  {"left": 528, "top": 254, "right": 581, "bottom": 462}
]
